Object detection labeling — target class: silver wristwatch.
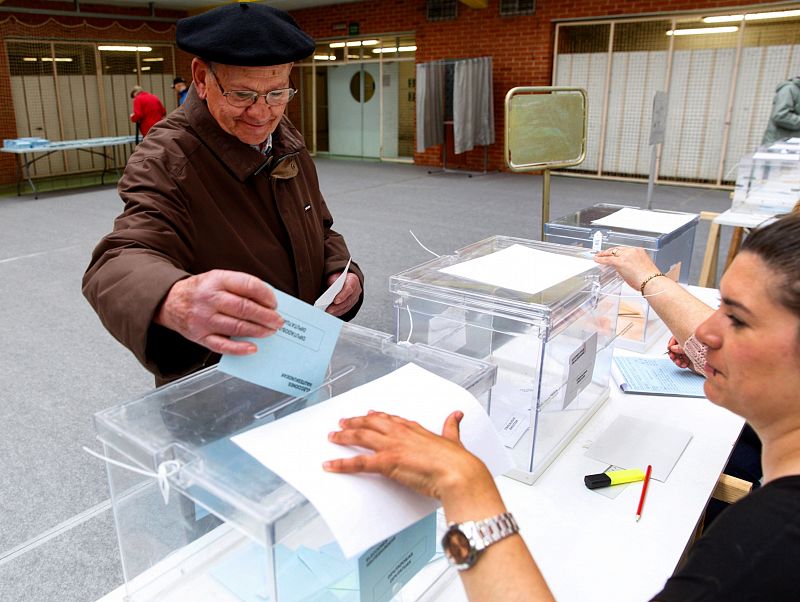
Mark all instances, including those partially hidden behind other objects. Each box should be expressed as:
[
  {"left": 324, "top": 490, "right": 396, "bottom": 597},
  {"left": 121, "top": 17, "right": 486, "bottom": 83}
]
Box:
[{"left": 441, "top": 512, "right": 519, "bottom": 571}]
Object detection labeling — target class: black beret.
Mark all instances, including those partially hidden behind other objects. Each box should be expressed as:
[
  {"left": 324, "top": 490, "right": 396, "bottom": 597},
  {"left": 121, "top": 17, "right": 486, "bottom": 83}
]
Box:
[{"left": 176, "top": 3, "right": 315, "bottom": 66}]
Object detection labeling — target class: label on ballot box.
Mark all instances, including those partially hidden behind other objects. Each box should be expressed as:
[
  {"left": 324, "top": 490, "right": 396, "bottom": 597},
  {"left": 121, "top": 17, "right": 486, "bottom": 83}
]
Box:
[{"left": 359, "top": 512, "right": 437, "bottom": 602}]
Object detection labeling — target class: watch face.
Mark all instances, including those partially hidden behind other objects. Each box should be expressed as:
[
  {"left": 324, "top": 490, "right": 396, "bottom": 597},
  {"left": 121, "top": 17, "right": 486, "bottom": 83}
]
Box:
[{"left": 443, "top": 528, "right": 471, "bottom": 565}]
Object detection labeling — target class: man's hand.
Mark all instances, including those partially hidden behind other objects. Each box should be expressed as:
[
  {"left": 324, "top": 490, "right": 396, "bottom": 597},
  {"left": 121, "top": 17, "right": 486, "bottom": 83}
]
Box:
[
  {"left": 154, "top": 269, "right": 284, "bottom": 355},
  {"left": 325, "top": 272, "right": 361, "bottom": 317}
]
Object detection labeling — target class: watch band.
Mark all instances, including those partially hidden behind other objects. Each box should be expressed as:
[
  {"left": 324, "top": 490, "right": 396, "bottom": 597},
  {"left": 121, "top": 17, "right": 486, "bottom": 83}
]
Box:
[
  {"left": 470, "top": 512, "right": 519, "bottom": 551},
  {"left": 443, "top": 512, "right": 520, "bottom": 571}
]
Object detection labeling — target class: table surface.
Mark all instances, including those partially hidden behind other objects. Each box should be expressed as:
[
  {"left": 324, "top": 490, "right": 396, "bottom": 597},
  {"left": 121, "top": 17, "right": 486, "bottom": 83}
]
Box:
[
  {"left": 713, "top": 208, "right": 778, "bottom": 228},
  {"left": 99, "top": 287, "right": 744, "bottom": 602},
  {"left": 0, "top": 135, "right": 136, "bottom": 153}
]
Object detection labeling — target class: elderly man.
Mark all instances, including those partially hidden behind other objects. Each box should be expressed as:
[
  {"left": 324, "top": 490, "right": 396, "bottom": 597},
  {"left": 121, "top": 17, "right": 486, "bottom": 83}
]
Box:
[{"left": 84, "top": 3, "right": 363, "bottom": 385}]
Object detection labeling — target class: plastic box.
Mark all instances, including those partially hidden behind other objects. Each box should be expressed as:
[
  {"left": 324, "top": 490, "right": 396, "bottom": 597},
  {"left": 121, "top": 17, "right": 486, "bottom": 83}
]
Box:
[
  {"left": 732, "top": 140, "right": 800, "bottom": 216},
  {"left": 390, "top": 236, "right": 622, "bottom": 484},
  {"left": 544, "top": 203, "right": 698, "bottom": 352},
  {"left": 93, "top": 323, "right": 496, "bottom": 602}
]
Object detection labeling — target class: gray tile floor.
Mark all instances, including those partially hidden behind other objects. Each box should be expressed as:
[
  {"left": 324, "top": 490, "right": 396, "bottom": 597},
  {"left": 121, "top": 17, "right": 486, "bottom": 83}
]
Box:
[{"left": 0, "top": 159, "right": 734, "bottom": 601}]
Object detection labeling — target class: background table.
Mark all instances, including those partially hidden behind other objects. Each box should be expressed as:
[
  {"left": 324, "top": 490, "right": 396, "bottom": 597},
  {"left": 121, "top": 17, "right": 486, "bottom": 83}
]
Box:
[{"left": 1, "top": 136, "right": 136, "bottom": 199}]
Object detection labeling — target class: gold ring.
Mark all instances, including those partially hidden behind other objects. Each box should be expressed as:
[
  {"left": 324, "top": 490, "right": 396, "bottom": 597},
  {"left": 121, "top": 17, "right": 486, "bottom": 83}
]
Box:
[{"left": 611, "top": 248, "right": 618, "bottom": 256}]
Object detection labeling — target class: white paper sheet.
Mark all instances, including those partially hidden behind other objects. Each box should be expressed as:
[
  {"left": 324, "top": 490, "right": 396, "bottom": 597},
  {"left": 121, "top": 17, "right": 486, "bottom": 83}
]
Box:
[
  {"left": 584, "top": 414, "right": 692, "bottom": 482},
  {"left": 591, "top": 207, "right": 697, "bottom": 234},
  {"left": 232, "top": 363, "right": 512, "bottom": 559},
  {"left": 314, "top": 258, "right": 352, "bottom": 309},
  {"left": 438, "top": 244, "right": 596, "bottom": 296}
]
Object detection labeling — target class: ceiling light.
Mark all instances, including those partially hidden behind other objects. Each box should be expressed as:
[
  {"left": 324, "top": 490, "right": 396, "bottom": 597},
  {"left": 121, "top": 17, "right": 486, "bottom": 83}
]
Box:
[
  {"left": 142, "top": 57, "right": 163, "bottom": 62},
  {"left": 703, "top": 9, "right": 800, "bottom": 23},
  {"left": 666, "top": 26, "right": 738, "bottom": 36},
  {"left": 361, "top": 40, "right": 379, "bottom": 46},
  {"left": 314, "top": 54, "right": 336, "bottom": 61},
  {"left": 329, "top": 42, "right": 345, "bottom": 48},
  {"left": 41, "top": 57, "right": 73, "bottom": 62},
  {"left": 141, "top": 66, "right": 150, "bottom": 71},
  {"left": 372, "top": 46, "right": 417, "bottom": 53},
  {"left": 22, "top": 57, "right": 37, "bottom": 62},
  {"left": 98, "top": 45, "right": 152, "bottom": 52}
]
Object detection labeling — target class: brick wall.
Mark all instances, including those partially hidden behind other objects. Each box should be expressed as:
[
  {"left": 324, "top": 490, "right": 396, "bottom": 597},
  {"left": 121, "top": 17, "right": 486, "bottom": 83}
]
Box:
[
  {"left": 291, "top": 0, "right": 757, "bottom": 172},
  {"left": 0, "top": 0, "right": 758, "bottom": 184}
]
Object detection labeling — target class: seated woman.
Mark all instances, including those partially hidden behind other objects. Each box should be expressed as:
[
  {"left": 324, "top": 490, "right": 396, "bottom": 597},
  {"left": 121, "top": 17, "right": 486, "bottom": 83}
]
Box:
[
  {"left": 324, "top": 213, "right": 800, "bottom": 601},
  {"left": 595, "top": 242, "right": 763, "bottom": 495}
]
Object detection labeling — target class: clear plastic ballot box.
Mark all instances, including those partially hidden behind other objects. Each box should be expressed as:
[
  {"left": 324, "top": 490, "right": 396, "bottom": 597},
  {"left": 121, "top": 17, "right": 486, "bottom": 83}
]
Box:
[
  {"left": 389, "top": 236, "right": 622, "bottom": 484},
  {"left": 544, "top": 203, "right": 698, "bottom": 352},
  {"left": 93, "top": 323, "right": 496, "bottom": 602},
  {"left": 732, "top": 140, "right": 800, "bottom": 216}
]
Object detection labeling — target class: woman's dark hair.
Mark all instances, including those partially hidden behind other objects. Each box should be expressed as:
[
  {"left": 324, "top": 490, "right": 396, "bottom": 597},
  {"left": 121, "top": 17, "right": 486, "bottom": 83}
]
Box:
[{"left": 741, "top": 212, "right": 800, "bottom": 319}]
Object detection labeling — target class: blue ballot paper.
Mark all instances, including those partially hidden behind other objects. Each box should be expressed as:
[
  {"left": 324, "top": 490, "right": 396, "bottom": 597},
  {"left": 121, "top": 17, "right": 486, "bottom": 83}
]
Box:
[
  {"left": 218, "top": 289, "right": 343, "bottom": 396},
  {"left": 614, "top": 356, "right": 707, "bottom": 398},
  {"left": 209, "top": 514, "right": 435, "bottom": 601}
]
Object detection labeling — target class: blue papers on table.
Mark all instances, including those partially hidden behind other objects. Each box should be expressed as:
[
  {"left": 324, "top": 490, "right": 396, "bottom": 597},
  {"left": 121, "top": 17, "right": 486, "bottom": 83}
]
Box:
[
  {"left": 614, "top": 356, "right": 706, "bottom": 398},
  {"left": 218, "top": 288, "right": 343, "bottom": 396},
  {"left": 232, "top": 363, "right": 512, "bottom": 559},
  {"left": 438, "top": 244, "right": 597, "bottom": 295}
]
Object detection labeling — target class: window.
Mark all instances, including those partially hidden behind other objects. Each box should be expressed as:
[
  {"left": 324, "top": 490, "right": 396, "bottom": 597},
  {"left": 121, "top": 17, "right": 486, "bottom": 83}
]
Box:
[
  {"left": 500, "top": 0, "right": 535, "bottom": 17},
  {"left": 427, "top": 0, "right": 458, "bottom": 22}
]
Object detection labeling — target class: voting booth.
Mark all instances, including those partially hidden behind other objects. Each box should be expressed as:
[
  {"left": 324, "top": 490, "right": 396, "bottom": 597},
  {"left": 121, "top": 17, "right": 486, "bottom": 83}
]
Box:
[
  {"left": 544, "top": 204, "right": 698, "bottom": 352},
  {"left": 732, "top": 138, "right": 800, "bottom": 216},
  {"left": 390, "top": 236, "right": 622, "bottom": 484},
  {"left": 93, "top": 324, "right": 496, "bottom": 602}
]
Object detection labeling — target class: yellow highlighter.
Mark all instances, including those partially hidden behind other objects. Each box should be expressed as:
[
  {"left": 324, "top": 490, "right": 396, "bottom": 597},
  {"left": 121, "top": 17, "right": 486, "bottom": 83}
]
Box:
[{"left": 584, "top": 468, "right": 646, "bottom": 489}]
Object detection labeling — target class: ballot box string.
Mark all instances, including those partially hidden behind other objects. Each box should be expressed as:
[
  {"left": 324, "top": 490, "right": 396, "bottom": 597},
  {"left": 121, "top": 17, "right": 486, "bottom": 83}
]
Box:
[{"left": 83, "top": 446, "right": 180, "bottom": 505}]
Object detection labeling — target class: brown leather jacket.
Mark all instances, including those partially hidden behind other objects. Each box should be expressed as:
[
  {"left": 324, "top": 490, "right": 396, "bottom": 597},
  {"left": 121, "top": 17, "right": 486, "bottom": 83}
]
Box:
[{"left": 83, "top": 86, "right": 363, "bottom": 384}]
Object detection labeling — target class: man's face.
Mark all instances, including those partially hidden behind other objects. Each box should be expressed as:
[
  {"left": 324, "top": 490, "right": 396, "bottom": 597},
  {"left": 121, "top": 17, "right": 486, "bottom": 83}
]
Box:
[
  {"left": 174, "top": 82, "right": 187, "bottom": 93},
  {"left": 193, "top": 59, "right": 292, "bottom": 146}
]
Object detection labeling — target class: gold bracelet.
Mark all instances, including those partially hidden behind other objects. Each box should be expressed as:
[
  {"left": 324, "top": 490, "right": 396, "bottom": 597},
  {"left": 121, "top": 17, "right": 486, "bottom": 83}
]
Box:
[{"left": 639, "top": 272, "right": 666, "bottom": 295}]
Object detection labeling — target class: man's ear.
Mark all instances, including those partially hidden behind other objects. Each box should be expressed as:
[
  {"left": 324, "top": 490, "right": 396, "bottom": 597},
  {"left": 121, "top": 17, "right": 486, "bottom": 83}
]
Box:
[{"left": 192, "top": 58, "right": 209, "bottom": 99}]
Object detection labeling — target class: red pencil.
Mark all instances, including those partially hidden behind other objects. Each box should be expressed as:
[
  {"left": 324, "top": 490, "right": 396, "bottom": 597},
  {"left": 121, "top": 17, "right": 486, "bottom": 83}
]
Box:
[{"left": 635, "top": 464, "right": 653, "bottom": 522}]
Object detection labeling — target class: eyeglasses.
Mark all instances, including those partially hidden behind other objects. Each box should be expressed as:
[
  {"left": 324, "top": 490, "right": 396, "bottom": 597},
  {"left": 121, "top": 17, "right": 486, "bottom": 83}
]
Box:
[{"left": 210, "top": 68, "right": 296, "bottom": 107}]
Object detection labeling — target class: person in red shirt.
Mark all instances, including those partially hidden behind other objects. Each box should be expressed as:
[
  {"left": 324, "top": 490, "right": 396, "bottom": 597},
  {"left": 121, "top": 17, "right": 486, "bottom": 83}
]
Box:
[{"left": 129, "top": 86, "right": 166, "bottom": 137}]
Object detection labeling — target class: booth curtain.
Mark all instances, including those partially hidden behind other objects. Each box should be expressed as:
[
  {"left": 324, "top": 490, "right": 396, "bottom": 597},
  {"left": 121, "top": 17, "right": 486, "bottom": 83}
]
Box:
[
  {"left": 453, "top": 57, "right": 495, "bottom": 154},
  {"left": 415, "top": 61, "right": 445, "bottom": 152},
  {"left": 416, "top": 57, "right": 494, "bottom": 155}
]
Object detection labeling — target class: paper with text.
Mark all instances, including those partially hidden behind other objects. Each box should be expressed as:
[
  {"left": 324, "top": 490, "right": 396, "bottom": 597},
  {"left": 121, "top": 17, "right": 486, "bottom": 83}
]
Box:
[
  {"left": 591, "top": 207, "right": 696, "bottom": 234},
  {"left": 232, "top": 363, "right": 511, "bottom": 558},
  {"left": 315, "top": 258, "right": 352, "bottom": 309},
  {"left": 439, "top": 244, "right": 597, "bottom": 295},
  {"left": 614, "top": 356, "right": 706, "bottom": 398},
  {"left": 219, "top": 288, "right": 343, "bottom": 396}
]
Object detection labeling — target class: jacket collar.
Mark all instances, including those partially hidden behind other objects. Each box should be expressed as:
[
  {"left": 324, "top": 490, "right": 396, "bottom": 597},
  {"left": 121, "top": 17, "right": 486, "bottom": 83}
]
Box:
[{"left": 183, "top": 85, "right": 304, "bottom": 181}]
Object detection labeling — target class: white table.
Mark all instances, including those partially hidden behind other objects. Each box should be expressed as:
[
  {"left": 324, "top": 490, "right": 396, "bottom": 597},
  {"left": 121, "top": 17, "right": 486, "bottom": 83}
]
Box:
[
  {"left": 1, "top": 136, "right": 136, "bottom": 198},
  {"left": 99, "top": 288, "right": 743, "bottom": 602}
]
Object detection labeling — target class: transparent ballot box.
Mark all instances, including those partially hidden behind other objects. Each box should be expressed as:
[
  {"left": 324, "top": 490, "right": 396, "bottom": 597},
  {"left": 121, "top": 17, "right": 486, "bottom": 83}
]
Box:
[
  {"left": 732, "top": 140, "right": 800, "bottom": 216},
  {"left": 93, "top": 324, "right": 496, "bottom": 602},
  {"left": 390, "top": 236, "right": 622, "bottom": 484},
  {"left": 544, "top": 203, "right": 698, "bottom": 352}
]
